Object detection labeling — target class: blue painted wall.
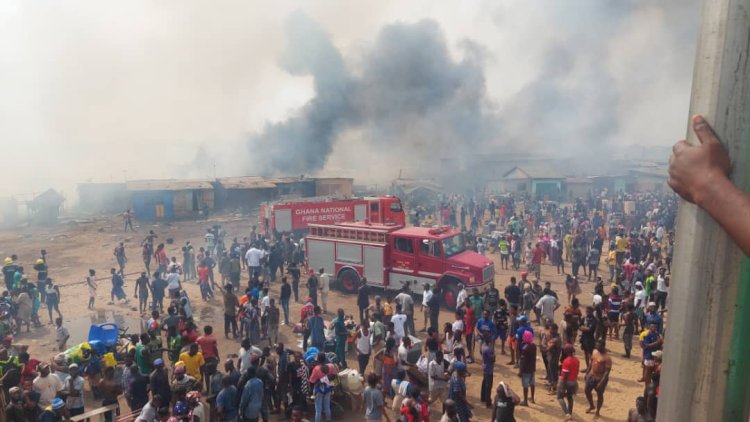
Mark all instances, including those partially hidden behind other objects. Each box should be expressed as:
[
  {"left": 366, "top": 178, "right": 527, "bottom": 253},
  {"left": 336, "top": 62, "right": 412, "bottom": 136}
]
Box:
[{"left": 132, "top": 191, "right": 174, "bottom": 220}]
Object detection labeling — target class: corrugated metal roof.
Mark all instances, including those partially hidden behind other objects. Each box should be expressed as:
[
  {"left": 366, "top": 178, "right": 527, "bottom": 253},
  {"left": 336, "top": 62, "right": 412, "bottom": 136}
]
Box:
[
  {"left": 272, "top": 177, "right": 311, "bottom": 184},
  {"left": 502, "top": 165, "right": 564, "bottom": 180},
  {"left": 126, "top": 179, "right": 214, "bottom": 192},
  {"left": 218, "top": 177, "right": 277, "bottom": 190}
]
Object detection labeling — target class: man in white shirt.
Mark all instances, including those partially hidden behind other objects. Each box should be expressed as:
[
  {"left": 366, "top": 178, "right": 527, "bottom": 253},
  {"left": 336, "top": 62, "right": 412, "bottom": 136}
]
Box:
[
  {"left": 135, "top": 394, "right": 163, "bottom": 422},
  {"left": 655, "top": 267, "right": 669, "bottom": 311},
  {"left": 634, "top": 282, "right": 646, "bottom": 313},
  {"left": 421, "top": 284, "right": 433, "bottom": 332},
  {"left": 395, "top": 289, "right": 415, "bottom": 337},
  {"left": 391, "top": 304, "right": 407, "bottom": 343},
  {"left": 356, "top": 324, "right": 372, "bottom": 374},
  {"left": 260, "top": 289, "right": 270, "bottom": 316},
  {"left": 456, "top": 283, "right": 467, "bottom": 311},
  {"left": 166, "top": 268, "right": 181, "bottom": 298},
  {"left": 451, "top": 311, "right": 465, "bottom": 334},
  {"left": 535, "top": 293, "right": 560, "bottom": 323},
  {"left": 397, "top": 336, "right": 413, "bottom": 371},
  {"left": 33, "top": 363, "right": 63, "bottom": 408},
  {"left": 428, "top": 350, "right": 449, "bottom": 404},
  {"left": 65, "top": 364, "right": 85, "bottom": 416},
  {"left": 318, "top": 268, "right": 330, "bottom": 313},
  {"left": 244, "top": 246, "right": 264, "bottom": 279}
]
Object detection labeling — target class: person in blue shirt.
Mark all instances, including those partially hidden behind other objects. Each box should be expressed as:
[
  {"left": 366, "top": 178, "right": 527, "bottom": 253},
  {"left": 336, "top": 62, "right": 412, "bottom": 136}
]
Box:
[
  {"left": 641, "top": 323, "right": 662, "bottom": 390},
  {"left": 308, "top": 306, "right": 326, "bottom": 351},
  {"left": 476, "top": 310, "right": 497, "bottom": 344},
  {"left": 216, "top": 376, "right": 239, "bottom": 422},
  {"left": 109, "top": 268, "right": 129, "bottom": 305},
  {"left": 644, "top": 303, "right": 664, "bottom": 335},
  {"left": 333, "top": 308, "right": 348, "bottom": 369},
  {"left": 239, "top": 366, "right": 264, "bottom": 422}
]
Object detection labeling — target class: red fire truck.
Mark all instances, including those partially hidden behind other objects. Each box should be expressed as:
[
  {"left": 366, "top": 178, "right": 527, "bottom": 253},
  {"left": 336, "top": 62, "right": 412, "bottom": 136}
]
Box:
[
  {"left": 260, "top": 196, "right": 405, "bottom": 235},
  {"left": 305, "top": 222, "right": 494, "bottom": 308}
]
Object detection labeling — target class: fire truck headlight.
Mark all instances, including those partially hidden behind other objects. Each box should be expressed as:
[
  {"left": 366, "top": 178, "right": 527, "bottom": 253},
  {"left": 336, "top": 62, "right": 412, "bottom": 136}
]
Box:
[{"left": 469, "top": 276, "right": 476, "bottom": 284}]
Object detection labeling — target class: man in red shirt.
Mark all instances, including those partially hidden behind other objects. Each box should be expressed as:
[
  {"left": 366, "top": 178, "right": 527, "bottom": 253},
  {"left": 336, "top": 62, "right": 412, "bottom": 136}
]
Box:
[
  {"left": 557, "top": 344, "right": 580, "bottom": 421},
  {"left": 622, "top": 258, "right": 637, "bottom": 284},
  {"left": 19, "top": 351, "right": 40, "bottom": 387},
  {"left": 196, "top": 325, "right": 218, "bottom": 391},
  {"left": 532, "top": 243, "right": 545, "bottom": 280},
  {"left": 461, "top": 297, "right": 476, "bottom": 363}
]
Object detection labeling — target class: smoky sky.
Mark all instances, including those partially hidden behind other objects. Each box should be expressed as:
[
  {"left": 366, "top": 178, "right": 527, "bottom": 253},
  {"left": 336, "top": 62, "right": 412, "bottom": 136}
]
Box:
[
  {"left": 0, "top": 1, "right": 699, "bottom": 199},
  {"left": 247, "top": 13, "right": 496, "bottom": 175},
  {"left": 247, "top": 2, "right": 698, "bottom": 176}
]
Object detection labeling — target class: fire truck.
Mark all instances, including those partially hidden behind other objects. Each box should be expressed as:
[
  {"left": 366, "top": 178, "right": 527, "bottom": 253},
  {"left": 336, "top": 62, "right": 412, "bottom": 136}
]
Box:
[
  {"left": 305, "top": 222, "right": 494, "bottom": 309},
  {"left": 260, "top": 196, "right": 405, "bottom": 235}
]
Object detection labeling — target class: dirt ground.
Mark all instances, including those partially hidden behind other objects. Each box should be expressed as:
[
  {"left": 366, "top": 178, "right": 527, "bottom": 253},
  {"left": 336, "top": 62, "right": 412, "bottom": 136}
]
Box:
[{"left": 0, "top": 214, "right": 644, "bottom": 421}]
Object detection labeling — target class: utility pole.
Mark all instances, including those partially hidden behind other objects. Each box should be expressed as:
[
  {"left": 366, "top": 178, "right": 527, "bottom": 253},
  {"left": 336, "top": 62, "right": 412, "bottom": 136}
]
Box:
[{"left": 658, "top": 0, "right": 750, "bottom": 421}]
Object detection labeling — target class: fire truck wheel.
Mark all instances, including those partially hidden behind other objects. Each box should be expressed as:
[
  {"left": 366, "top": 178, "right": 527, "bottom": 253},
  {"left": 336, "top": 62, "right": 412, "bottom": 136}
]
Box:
[
  {"left": 338, "top": 268, "right": 360, "bottom": 294},
  {"left": 441, "top": 278, "right": 461, "bottom": 310}
]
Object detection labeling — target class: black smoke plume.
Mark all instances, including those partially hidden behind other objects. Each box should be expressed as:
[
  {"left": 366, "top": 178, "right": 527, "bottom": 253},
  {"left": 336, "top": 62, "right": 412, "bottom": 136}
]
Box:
[{"left": 247, "top": 12, "right": 496, "bottom": 175}]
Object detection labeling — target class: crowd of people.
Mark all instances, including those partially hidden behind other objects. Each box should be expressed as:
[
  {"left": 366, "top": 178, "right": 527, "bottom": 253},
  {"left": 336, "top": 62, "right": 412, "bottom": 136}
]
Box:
[{"left": 0, "top": 187, "right": 677, "bottom": 422}]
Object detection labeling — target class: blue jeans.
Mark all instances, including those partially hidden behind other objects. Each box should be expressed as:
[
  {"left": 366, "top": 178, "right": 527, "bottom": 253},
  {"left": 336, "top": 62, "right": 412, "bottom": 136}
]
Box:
[
  {"left": 281, "top": 299, "right": 290, "bottom": 324},
  {"left": 314, "top": 392, "right": 331, "bottom": 422}
]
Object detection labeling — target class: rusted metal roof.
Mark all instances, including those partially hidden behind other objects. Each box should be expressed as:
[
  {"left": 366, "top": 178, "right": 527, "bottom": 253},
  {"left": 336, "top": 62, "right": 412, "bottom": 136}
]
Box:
[
  {"left": 126, "top": 179, "right": 214, "bottom": 192},
  {"left": 217, "top": 177, "right": 278, "bottom": 190}
]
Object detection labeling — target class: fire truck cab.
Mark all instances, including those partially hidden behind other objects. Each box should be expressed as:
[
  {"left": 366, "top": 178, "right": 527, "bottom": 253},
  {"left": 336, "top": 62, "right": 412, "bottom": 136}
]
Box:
[{"left": 306, "top": 222, "right": 494, "bottom": 308}]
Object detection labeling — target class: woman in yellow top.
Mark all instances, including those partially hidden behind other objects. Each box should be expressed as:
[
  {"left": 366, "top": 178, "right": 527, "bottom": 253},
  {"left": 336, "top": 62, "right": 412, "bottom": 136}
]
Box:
[
  {"left": 615, "top": 235, "right": 629, "bottom": 267},
  {"left": 563, "top": 233, "right": 573, "bottom": 262},
  {"left": 382, "top": 298, "right": 394, "bottom": 324}
]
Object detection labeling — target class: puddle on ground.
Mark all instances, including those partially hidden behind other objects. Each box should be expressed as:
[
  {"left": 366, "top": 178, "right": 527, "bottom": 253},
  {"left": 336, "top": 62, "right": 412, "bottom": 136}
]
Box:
[
  {"left": 65, "top": 311, "right": 143, "bottom": 346},
  {"left": 197, "top": 306, "right": 216, "bottom": 324}
]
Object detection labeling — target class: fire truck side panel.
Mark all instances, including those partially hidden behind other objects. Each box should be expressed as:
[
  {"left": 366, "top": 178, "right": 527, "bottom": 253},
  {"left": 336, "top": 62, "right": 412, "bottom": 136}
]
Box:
[
  {"left": 335, "top": 243, "right": 362, "bottom": 265},
  {"left": 354, "top": 204, "right": 367, "bottom": 221},
  {"left": 363, "top": 246, "right": 386, "bottom": 287},
  {"left": 307, "top": 239, "right": 335, "bottom": 276},
  {"left": 275, "top": 208, "right": 293, "bottom": 232}
]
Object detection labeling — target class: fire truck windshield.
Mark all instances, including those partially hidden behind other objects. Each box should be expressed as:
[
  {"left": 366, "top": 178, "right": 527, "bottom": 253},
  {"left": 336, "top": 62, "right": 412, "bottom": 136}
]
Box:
[
  {"left": 390, "top": 202, "right": 403, "bottom": 212},
  {"left": 442, "top": 233, "right": 466, "bottom": 257}
]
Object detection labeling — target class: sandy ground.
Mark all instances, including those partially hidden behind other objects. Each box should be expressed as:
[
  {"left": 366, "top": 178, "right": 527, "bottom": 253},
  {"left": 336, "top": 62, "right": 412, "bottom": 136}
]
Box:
[{"left": 0, "top": 214, "right": 644, "bottom": 421}]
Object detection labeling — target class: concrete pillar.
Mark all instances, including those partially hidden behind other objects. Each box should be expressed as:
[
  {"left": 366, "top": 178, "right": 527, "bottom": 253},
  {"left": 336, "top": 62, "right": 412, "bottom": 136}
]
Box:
[{"left": 658, "top": 0, "right": 750, "bottom": 420}]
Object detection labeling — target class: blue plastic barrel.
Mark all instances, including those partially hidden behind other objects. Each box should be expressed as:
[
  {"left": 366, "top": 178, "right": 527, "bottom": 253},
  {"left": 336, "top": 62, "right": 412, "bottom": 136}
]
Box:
[{"left": 87, "top": 323, "right": 119, "bottom": 347}]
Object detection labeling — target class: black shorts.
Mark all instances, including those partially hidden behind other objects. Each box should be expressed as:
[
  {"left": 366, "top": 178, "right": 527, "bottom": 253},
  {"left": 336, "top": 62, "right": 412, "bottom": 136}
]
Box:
[
  {"left": 607, "top": 312, "right": 619, "bottom": 323},
  {"left": 585, "top": 374, "right": 609, "bottom": 393}
]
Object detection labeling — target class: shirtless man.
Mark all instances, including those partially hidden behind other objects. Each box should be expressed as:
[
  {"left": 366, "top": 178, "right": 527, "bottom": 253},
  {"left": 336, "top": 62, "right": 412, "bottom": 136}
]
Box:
[
  {"left": 134, "top": 273, "right": 151, "bottom": 314},
  {"left": 627, "top": 396, "right": 651, "bottom": 422},
  {"left": 99, "top": 366, "right": 122, "bottom": 418},
  {"left": 584, "top": 340, "right": 612, "bottom": 419}
]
